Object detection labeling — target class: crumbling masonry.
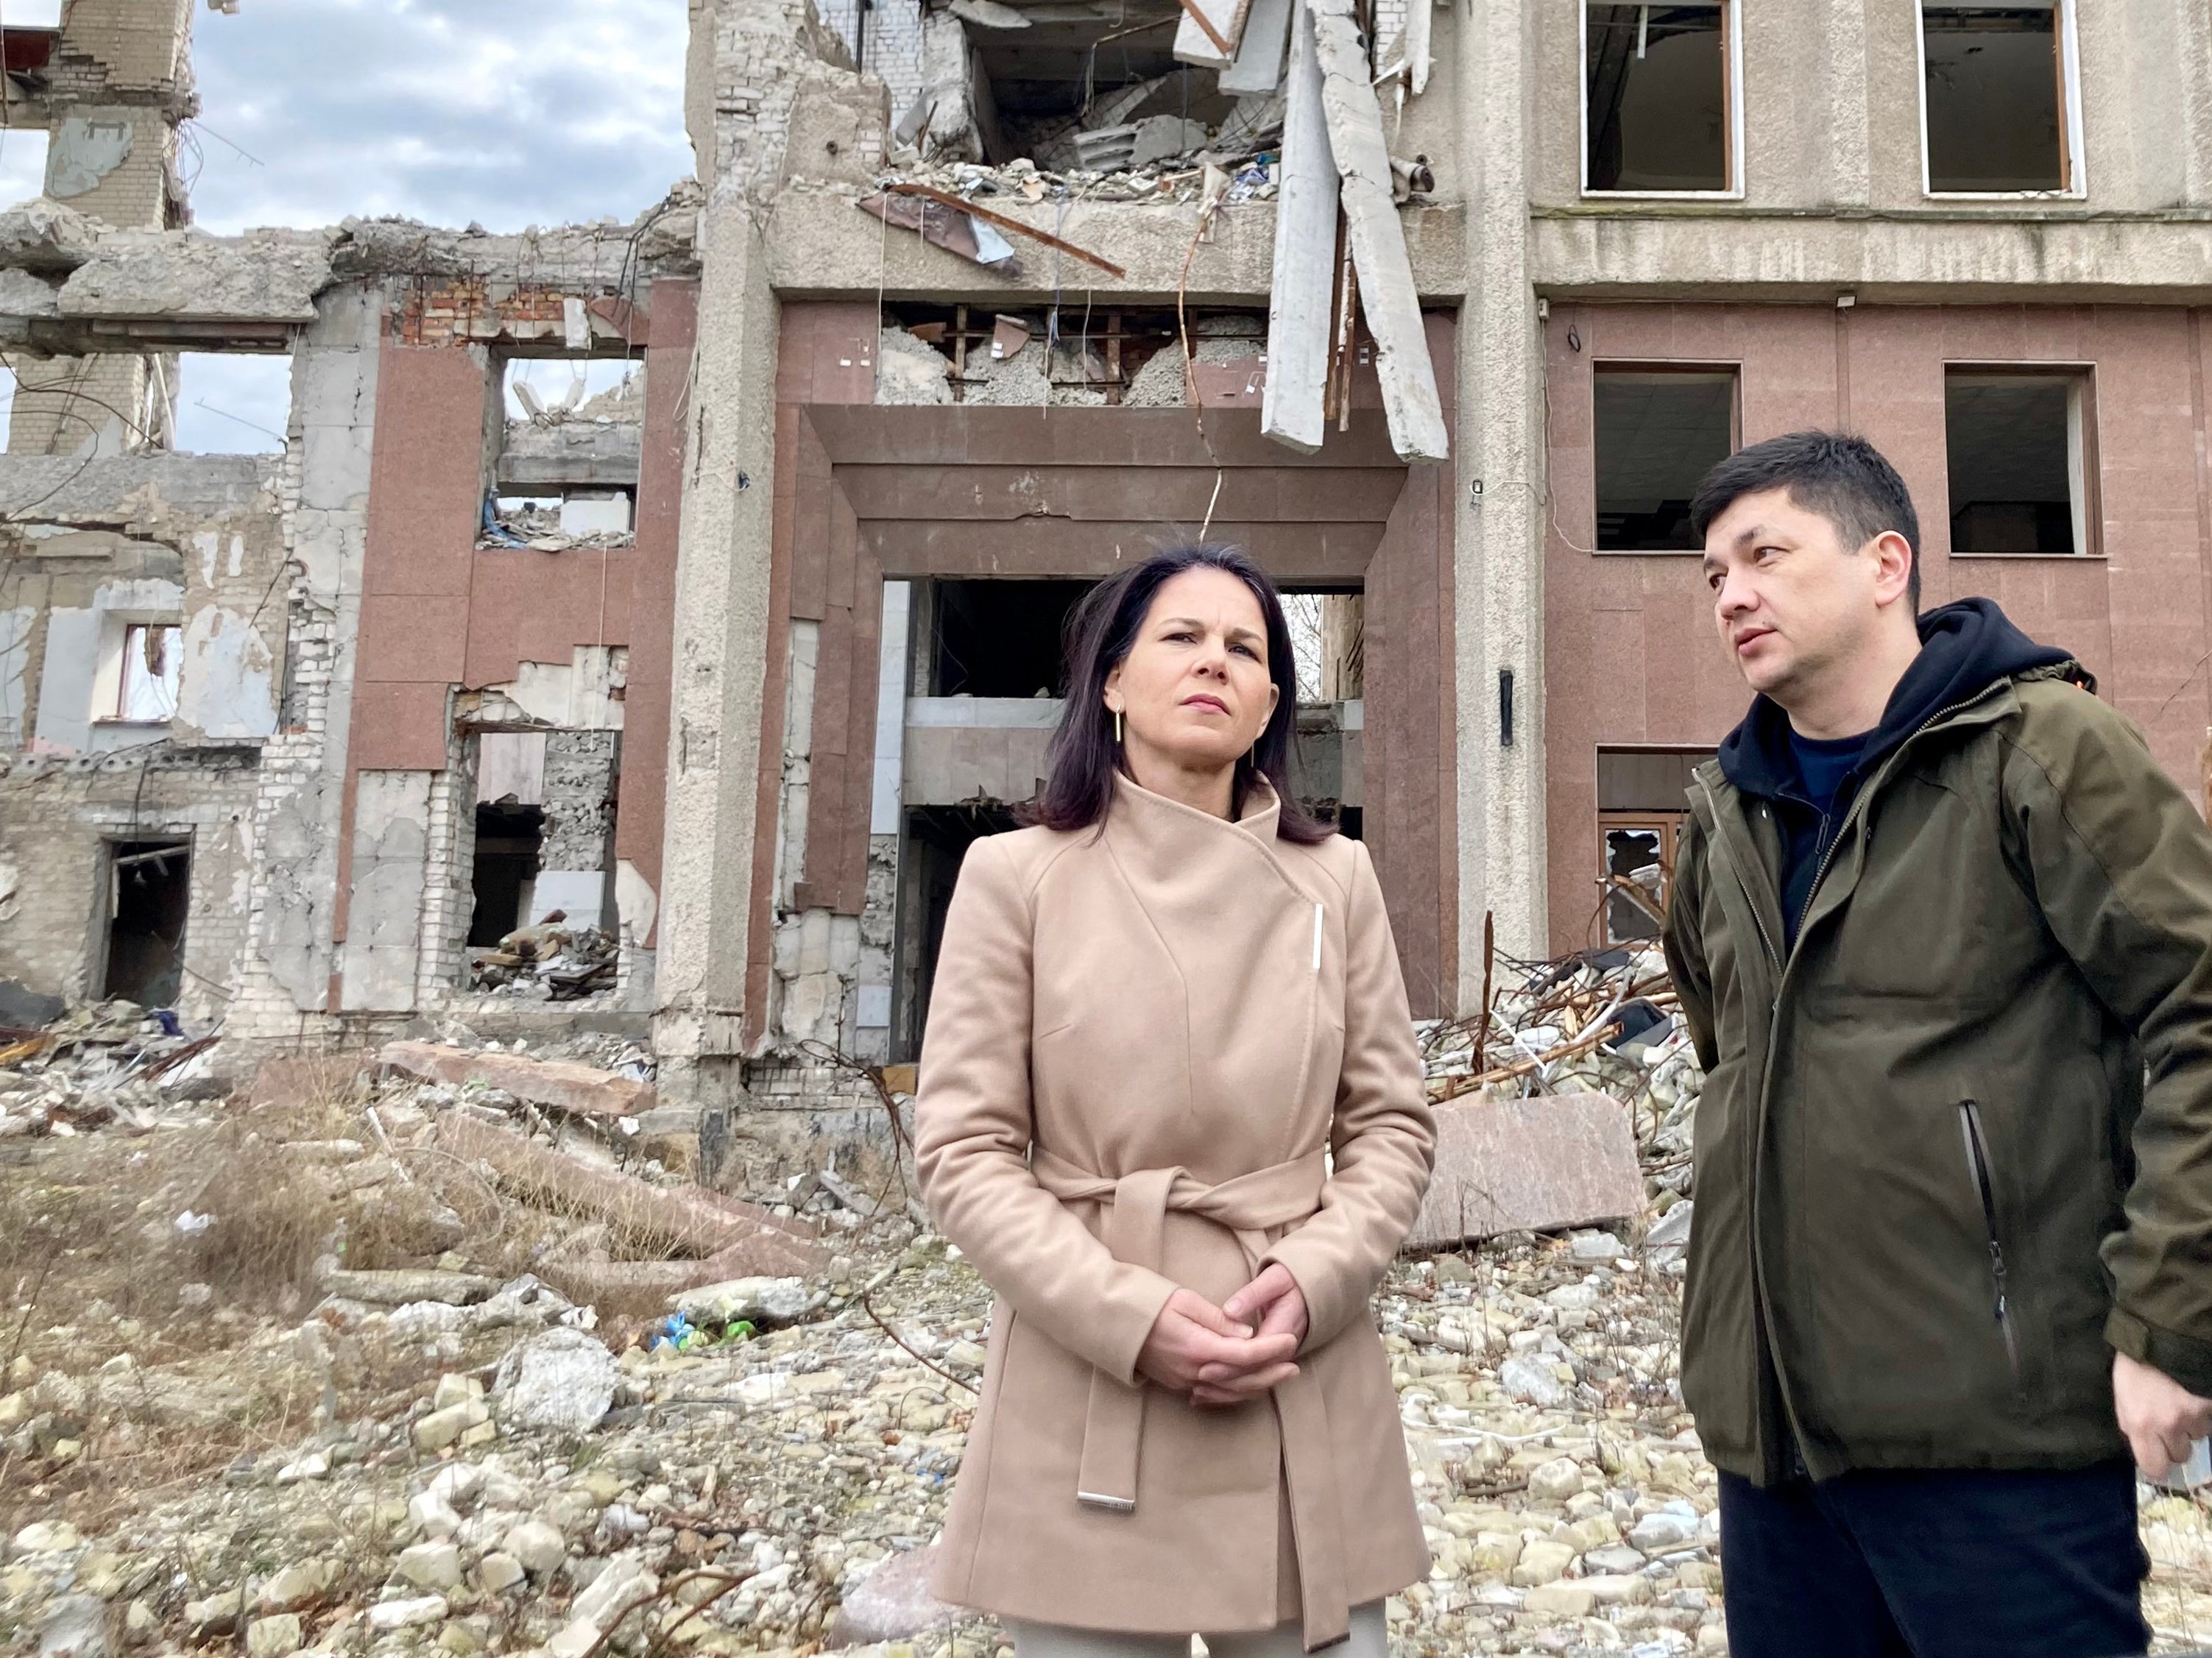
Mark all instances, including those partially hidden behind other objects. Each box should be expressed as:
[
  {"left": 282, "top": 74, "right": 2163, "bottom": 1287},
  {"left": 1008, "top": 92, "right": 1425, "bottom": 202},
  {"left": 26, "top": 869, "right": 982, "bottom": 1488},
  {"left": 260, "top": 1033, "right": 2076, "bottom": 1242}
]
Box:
[{"left": 0, "top": 0, "right": 2208, "bottom": 1175}]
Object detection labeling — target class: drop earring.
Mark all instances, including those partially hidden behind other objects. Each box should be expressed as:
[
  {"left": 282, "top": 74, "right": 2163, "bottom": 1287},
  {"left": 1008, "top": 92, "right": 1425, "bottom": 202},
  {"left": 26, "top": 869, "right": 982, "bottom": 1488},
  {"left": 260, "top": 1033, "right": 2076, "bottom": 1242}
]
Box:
[{"left": 1112, "top": 709, "right": 1123, "bottom": 744}]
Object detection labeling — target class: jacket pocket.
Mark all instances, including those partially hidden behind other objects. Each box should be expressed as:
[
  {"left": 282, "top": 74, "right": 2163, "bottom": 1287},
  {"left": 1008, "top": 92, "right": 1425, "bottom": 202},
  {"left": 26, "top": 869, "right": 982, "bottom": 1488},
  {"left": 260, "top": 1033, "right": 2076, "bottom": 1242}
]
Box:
[{"left": 1957, "top": 1099, "right": 2024, "bottom": 1388}]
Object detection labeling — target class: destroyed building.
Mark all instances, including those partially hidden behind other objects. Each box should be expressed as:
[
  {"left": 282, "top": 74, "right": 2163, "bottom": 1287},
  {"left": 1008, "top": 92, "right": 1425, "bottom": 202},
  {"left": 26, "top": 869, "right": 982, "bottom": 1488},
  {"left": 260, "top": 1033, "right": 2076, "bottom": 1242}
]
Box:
[{"left": 0, "top": 0, "right": 2205, "bottom": 1165}]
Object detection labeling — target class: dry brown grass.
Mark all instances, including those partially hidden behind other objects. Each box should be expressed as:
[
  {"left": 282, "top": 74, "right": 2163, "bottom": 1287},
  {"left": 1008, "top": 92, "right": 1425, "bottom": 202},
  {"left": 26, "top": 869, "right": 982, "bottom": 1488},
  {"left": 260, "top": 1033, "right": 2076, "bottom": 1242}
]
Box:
[{"left": 0, "top": 1079, "right": 563, "bottom": 1540}]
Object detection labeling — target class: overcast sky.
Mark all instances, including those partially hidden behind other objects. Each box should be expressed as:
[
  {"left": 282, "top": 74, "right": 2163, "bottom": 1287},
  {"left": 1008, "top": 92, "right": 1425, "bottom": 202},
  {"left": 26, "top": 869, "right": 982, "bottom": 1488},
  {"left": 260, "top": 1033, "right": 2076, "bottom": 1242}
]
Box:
[{"left": 0, "top": 0, "right": 691, "bottom": 450}]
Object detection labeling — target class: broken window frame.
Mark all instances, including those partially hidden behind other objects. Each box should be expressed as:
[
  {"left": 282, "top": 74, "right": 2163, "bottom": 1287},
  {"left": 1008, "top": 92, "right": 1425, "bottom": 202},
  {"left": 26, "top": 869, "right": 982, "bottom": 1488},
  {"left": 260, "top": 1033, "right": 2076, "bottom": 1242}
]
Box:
[
  {"left": 93, "top": 617, "right": 183, "bottom": 725},
  {"left": 1597, "top": 812, "right": 1680, "bottom": 946},
  {"left": 1915, "top": 0, "right": 2085, "bottom": 199},
  {"left": 1942, "top": 364, "right": 2099, "bottom": 559},
  {"left": 1578, "top": 0, "right": 1744, "bottom": 200},
  {"left": 1589, "top": 361, "right": 1740, "bottom": 555}
]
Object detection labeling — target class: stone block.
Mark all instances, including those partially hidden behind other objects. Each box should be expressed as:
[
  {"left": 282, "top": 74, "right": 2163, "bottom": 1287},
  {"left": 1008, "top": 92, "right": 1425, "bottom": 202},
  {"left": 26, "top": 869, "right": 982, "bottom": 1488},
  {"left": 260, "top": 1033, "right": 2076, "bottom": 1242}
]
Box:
[
  {"left": 1520, "top": 1581, "right": 1596, "bottom": 1619},
  {"left": 1508, "top": 1540, "right": 1577, "bottom": 1587},
  {"left": 381, "top": 1040, "right": 654, "bottom": 1119},
  {"left": 1406, "top": 1093, "right": 1644, "bottom": 1248}
]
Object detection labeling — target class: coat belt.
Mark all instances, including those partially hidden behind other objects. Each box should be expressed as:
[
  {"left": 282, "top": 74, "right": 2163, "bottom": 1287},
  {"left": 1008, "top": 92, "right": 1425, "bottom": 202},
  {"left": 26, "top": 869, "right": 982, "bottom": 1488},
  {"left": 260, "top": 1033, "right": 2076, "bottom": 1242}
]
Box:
[{"left": 1029, "top": 1147, "right": 1351, "bottom": 1652}]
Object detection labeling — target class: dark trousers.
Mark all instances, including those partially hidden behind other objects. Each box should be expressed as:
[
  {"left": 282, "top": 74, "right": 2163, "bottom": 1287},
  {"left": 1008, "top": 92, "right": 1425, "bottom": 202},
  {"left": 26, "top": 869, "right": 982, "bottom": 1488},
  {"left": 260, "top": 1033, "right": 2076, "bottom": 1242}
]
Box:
[{"left": 1718, "top": 1463, "right": 2150, "bottom": 1658}]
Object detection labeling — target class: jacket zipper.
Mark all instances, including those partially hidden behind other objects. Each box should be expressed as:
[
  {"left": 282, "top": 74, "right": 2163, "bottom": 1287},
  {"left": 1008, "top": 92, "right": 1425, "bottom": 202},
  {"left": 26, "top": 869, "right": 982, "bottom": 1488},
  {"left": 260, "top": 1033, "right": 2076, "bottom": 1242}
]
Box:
[{"left": 1957, "top": 1099, "right": 2022, "bottom": 1381}]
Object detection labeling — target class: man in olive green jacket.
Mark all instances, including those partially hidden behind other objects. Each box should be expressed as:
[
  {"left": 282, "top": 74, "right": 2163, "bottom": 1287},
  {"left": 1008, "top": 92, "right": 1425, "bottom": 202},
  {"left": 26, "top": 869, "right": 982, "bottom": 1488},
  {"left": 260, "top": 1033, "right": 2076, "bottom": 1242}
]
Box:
[{"left": 1662, "top": 431, "right": 2212, "bottom": 1658}]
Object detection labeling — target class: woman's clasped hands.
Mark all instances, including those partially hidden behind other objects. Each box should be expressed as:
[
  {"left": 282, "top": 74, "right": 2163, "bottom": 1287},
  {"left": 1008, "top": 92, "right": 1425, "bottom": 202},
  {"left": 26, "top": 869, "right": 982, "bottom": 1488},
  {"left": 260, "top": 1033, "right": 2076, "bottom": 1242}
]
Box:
[{"left": 1135, "top": 1263, "right": 1310, "bottom": 1407}]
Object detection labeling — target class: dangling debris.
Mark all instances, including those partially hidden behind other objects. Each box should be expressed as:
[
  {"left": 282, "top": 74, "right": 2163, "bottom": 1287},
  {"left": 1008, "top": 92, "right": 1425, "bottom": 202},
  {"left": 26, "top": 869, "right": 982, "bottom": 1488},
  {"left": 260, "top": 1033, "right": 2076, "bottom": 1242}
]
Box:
[
  {"left": 856, "top": 191, "right": 1022, "bottom": 273},
  {"left": 1303, "top": 0, "right": 1448, "bottom": 462},
  {"left": 1260, "top": 0, "right": 1335, "bottom": 454}
]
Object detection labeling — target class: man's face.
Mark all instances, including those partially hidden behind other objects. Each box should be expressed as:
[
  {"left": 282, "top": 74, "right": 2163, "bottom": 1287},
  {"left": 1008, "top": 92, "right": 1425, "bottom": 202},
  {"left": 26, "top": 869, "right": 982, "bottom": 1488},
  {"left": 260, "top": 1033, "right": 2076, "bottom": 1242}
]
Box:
[{"left": 1701, "top": 487, "right": 1901, "bottom": 706}]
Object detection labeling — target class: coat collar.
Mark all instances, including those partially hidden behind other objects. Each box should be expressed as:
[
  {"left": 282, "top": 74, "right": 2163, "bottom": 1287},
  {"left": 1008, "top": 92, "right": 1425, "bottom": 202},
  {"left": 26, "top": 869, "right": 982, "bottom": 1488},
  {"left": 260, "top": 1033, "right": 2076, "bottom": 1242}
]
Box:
[{"left": 1103, "top": 770, "right": 1287, "bottom": 890}]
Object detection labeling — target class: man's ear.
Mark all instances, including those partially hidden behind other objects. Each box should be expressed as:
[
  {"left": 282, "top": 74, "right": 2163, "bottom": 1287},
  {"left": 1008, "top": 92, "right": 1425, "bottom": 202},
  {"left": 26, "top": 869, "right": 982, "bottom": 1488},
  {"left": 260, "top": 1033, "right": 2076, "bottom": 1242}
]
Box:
[{"left": 1869, "top": 530, "right": 1915, "bottom": 611}]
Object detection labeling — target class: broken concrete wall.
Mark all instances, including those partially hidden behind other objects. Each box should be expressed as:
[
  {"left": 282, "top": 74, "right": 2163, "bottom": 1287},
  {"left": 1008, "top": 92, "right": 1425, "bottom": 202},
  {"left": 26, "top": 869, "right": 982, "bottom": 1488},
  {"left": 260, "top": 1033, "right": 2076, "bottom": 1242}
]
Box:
[
  {"left": 226, "top": 283, "right": 384, "bottom": 1034},
  {"left": 9, "top": 0, "right": 197, "bottom": 456},
  {"left": 0, "top": 451, "right": 285, "bottom": 1018},
  {"left": 706, "top": 0, "right": 883, "bottom": 202},
  {"left": 337, "top": 768, "right": 432, "bottom": 1013},
  {"left": 0, "top": 751, "right": 255, "bottom": 1022}
]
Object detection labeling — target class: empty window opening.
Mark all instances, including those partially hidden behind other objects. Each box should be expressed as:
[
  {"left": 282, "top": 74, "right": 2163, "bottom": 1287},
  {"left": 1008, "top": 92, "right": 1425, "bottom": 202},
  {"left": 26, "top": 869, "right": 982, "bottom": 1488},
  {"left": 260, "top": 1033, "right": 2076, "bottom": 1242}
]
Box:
[
  {"left": 468, "top": 799, "right": 545, "bottom": 948},
  {"left": 491, "top": 358, "right": 642, "bottom": 548},
  {"left": 505, "top": 359, "right": 641, "bottom": 423},
  {"left": 172, "top": 352, "right": 292, "bottom": 453},
  {"left": 484, "top": 492, "right": 635, "bottom": 548},
  {"left": 1281, "top": 592, "right": 1363, "bottom": 703},
  {"left": 115, "top": 623, "right": 180, "bottom": 722},
  {"left": 1945, "top": 371, "right": 2091, "bottom": 555},
  {"left": 1584, "top": 2, "right": 1734, "bottom": 193},
  {"left": 103, "top": 840, "right": 190, "bottom": 1007},
  {"left": 927, "top": 578, "right": 1093, "bottom": 697},
  {"left": 1593, "top": 367, "right": 1736, "bottom": 551},
  {"left": 0, "top": 131, "right": 46, "bottom": 213},
  {"left": 1597, "top": 748, "right": 1712, "bottom": 944},
  {"left": 1920, "top": 4, "right": 2072, "bottom": 194}
]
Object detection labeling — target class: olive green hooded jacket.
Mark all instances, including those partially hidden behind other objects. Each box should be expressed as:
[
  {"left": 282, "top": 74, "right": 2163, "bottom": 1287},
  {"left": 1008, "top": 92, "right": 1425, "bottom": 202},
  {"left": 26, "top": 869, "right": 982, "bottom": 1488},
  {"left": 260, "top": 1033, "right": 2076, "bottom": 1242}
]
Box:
[{"left": 1663, "top": 606, "right": 2212, "bottom": 1485}]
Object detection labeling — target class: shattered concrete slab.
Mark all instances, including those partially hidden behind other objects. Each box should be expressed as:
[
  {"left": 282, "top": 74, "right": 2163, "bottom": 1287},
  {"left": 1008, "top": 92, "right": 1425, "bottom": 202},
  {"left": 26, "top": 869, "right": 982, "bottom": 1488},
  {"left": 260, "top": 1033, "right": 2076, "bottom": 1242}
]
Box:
[
  {"left": 1406, "top": 1092, "right": 1646, "bottom": 1248},
  {"left": 378, "top": 1040, "right": 656, "bottom": 1121},
  {"left": 55, "top": 227, "right": 339, "bottom": 322}
]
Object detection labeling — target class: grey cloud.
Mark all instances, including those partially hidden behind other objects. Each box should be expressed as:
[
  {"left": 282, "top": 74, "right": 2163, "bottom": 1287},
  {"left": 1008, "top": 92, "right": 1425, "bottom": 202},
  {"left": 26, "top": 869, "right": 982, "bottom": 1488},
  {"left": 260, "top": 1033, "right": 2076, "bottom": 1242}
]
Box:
[{"left": 186, "top": 0, "right": 693, "bottom": 234}]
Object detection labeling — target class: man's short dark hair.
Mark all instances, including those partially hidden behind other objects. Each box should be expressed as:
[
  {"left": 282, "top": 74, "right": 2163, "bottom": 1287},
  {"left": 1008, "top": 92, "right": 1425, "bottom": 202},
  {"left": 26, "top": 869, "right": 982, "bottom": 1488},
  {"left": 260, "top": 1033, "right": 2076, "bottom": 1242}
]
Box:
[{"left": 1689, "top": 431, "right": 1923, "bottom": 607}]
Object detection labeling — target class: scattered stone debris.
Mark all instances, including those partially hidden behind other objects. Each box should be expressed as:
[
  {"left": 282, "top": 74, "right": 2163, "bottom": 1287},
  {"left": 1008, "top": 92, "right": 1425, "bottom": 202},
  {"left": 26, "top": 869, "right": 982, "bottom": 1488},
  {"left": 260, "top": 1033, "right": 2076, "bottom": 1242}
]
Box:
[
  {"left": 0, "top": 998, "right": 227, "bottom": 1141},
  {"left": 10, "top": 982, "right": 2212, "bottom": 1658}
]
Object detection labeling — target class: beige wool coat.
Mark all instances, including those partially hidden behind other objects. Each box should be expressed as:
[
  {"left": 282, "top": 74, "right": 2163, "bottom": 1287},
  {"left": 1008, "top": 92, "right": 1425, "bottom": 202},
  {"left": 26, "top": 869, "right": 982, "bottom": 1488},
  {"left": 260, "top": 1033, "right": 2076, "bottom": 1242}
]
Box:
[{"left": 914, "top": 775, "right": 1438, "bottom": 1648}]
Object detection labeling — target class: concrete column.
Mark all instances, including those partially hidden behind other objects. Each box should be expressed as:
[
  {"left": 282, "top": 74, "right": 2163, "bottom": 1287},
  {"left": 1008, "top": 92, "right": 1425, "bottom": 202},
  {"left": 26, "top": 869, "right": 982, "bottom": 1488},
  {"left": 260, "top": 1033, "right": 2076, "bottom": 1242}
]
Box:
[
  {"left": 653, "top": 191, "right": 783, "bottom": 1109},
  {"left": 1453, "top": 0, "right": 1548, "bottom": 981}
]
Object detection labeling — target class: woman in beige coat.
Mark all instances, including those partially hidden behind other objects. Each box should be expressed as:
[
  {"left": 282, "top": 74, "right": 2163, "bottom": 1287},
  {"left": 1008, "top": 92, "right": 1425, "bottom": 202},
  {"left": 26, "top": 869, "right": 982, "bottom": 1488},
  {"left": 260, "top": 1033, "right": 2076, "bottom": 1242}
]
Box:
[{"left": 915, "top": 545, "right": 1438, "bottom": 1657}]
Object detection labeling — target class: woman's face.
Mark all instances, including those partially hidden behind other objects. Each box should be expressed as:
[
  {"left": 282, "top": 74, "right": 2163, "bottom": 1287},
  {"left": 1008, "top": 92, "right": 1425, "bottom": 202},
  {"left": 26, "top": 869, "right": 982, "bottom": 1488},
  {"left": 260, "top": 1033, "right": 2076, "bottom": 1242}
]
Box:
[{"left": 1104, "top": 567, "right": 1281, "bottom": 773}]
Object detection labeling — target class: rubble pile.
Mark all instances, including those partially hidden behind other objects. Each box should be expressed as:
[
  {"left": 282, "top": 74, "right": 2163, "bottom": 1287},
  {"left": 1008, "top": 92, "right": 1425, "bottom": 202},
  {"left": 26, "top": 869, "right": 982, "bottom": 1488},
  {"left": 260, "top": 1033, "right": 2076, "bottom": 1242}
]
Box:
[
  {"left": 10, "top": 1011, "right": 2212, "bottom": 1656},
  {"left": 0, "top": 998, "right": 225, "bottom": 1141},
  {"left": 470, "top": 918, "right": 621, "bottom": 1001},
  {"left": 880, "top": 151, "right": 1279, "bottom": 209},
  {"left": 1420, "top": 943, "right": 1700, "bottom": 1210},
  {"left": 478, "top": 503, "right": 635, "bottom": 555}
]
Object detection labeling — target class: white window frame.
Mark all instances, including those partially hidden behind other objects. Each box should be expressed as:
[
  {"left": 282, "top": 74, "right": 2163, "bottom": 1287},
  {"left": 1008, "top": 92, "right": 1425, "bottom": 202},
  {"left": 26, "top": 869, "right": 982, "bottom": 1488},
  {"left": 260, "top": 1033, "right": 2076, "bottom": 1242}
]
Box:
[
  {"left": 1915, "top": 0, "right": 2085, "bottom": 200},
  {"left": 1579, "top": 0, "right": 1745, "bottom": 201},
  {"left": 90, "top": 613, "right": 183, "bottom": 726}
]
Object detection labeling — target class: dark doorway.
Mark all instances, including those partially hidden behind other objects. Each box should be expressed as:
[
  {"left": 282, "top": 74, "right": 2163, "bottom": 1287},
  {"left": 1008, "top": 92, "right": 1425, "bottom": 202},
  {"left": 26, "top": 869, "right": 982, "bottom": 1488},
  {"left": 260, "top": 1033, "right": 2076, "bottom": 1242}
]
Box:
[
  {"left": 928, "top": 579, "right": 1093, "bottom": 697},
  {"left": 895, "top": 803, "right": 1020, "bottom": 1060},
  {"left": 104, "top": 840, "right": 190, "bottom": 1007},
  {"left": 469, "top": 801, "right": 545, "bottom": 946}
]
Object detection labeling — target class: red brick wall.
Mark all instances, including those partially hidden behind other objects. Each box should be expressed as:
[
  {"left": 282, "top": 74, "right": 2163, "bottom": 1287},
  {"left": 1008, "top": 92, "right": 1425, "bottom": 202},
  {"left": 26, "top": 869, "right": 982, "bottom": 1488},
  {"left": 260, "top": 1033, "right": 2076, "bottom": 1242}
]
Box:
[{"left": 337, "top": 283, "right": 688, "bottom": 957}]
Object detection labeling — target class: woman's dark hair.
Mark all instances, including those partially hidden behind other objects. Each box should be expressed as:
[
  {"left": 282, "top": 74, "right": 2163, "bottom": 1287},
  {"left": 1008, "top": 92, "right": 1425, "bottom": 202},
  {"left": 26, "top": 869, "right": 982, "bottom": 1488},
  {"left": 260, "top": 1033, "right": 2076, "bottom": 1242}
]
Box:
[{"left": 1021, "top": 545, "right": 1333, "bottom": 845}]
